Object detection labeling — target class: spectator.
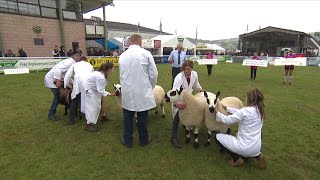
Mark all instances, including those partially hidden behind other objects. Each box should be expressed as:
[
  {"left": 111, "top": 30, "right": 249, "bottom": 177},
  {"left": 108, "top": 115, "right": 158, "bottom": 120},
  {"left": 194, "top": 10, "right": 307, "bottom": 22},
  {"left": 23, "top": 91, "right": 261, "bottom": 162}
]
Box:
[
  {"left": 206, "top": 51, "right": 214, "bottom": 76},
  {"left": 168, "top": 43, "right": 186, "bottom": 88},
  {"left": 5, "top": 49, "right": 16, "bottom": 57},
  {"left": 52, "top": 45, "right": 59, "bottom": 57},
  {"left": 67, "top": 49, "right": 74, "bottom": 57},
  {"left": 103, "top": 50, "right": 109, "bottom": 56},
  {"left": 59, "top": 46, "right": 66, "bottom": 57},
  {"left": 17, "top": 48, "right": 27, "bottom": 57},
  {"left": 74, "top": 47, "right": 82, "bottom": 55},
  {"left": 87, "top": 48, "right": 95, "bottom": 56},
  {"left": 96, "top": 49, "right": 103, "bottom": 56},
  {"left": 112, "top": 50, "right": 119, "bottom": 57}
]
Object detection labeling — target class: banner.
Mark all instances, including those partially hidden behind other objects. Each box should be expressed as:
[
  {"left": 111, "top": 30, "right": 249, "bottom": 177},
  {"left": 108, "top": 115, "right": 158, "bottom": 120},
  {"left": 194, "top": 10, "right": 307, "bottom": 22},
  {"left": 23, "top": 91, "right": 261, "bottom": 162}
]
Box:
[
  {"left": 197, "top": 59, "right": 218, "bottom": 65},
  {"left": 87, "top": 57, "right": 119, "bottom": 68},
  {"left": 0, "top": 58, "right": 62, "bottom": 72},
  {"left": 274, "top": 57, "right": 307, "bottom": 66},
  {"left": 4, "top": 68, "right": 29, "bottom": 75},
  {"left": 242, "top": 60, "right": 268, "bottom": 67}
]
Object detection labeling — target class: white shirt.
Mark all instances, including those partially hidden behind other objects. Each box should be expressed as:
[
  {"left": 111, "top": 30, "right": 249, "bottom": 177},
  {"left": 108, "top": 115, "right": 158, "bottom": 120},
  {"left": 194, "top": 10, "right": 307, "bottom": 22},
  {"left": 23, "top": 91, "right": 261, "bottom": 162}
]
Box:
[
  {"left": 64, "top": 61, "right": 94, "bottom": 99},
  {"left": 216, "top": 106, "right": 263, "bottom": 157},
  {"left": 168, "top": 50, "right": 187, "bottom": 68},
  {"left": 52, "top": 49, "right": 59, "bottom": 56},
  {"left": 44, "top": 58, "right": 76, "bottom": 88},
  {"left": 119, "top": 44, "right": 158, "bottom": 111},
  {"left": 83, "top": 71, "right": 109, "bottom": 96}
]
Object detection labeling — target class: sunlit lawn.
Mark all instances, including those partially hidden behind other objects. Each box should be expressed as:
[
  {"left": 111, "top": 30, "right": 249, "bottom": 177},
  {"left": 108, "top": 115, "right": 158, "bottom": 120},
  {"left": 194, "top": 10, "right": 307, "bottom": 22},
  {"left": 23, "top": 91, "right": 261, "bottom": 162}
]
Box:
[{"left": 0, "top": 63, "right": 319, "bottom": 179}]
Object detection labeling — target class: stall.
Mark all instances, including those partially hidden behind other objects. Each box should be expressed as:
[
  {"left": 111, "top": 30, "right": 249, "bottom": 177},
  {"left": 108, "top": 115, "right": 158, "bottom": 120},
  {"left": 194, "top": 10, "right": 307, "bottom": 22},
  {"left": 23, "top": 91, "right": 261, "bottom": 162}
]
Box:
[{"left": 151, "top": 35, "right": 196, "bottom": 55}]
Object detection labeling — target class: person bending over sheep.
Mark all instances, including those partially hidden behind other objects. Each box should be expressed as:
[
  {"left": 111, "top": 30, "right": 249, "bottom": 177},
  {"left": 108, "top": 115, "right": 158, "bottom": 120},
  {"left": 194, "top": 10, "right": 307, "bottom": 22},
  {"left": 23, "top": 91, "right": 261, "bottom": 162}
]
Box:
[
  {"left": 213, "top": 88, "right": 266, "bottom": 169},
  {"left": 169, "top": 60, "right": 203, "bottom": 149}
]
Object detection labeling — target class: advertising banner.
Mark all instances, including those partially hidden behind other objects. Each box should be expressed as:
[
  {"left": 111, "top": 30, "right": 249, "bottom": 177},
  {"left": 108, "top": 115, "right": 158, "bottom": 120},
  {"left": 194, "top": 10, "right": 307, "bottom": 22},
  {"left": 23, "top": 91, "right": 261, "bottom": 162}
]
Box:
[
  {"left": 0, "top": 58, "right": 62, "bottom": 72},
  {"left": 197, "top": 59, "right": 218, "bottom": 65},
  {"left": 87, "top": 57, "right": 119, "bottom": 68},
  {"left": 242, "top": 60, "right": 268, "bottom": 67}
]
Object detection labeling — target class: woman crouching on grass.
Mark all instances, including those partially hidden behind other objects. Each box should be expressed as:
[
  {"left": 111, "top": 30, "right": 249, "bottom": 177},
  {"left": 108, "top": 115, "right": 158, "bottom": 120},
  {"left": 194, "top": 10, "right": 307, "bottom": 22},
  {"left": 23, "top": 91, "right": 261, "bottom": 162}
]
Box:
[
  {"left": 214, "top": 88, "right": 266, "bottom": 169},
  {"left": 82, "top": 62, "right": 117, "bottom": 132}
]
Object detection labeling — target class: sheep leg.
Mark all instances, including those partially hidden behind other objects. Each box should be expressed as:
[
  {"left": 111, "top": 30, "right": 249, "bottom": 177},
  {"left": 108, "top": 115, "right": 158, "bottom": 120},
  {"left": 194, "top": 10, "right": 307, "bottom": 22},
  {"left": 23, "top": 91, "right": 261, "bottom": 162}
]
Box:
[
  {"left": 193, "top": 128, "right": 200, "bottom": 149},
  {"left": 161, "top": 103, "right": 165, "bottom": 118},
  {"left": 185, "top": 127, "right": 191, "bottom": 144},
  {"left": 204, "top": 130, "right": 212, "bottom": 147},
  {"left": 155, "top": 106, "right": 158, "bottom": 114}
]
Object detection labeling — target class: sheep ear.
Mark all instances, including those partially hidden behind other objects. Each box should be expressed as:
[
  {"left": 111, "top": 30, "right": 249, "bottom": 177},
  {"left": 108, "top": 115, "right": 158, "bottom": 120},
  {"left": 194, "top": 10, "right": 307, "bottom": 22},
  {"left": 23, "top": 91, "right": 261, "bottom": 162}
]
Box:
[
  {"left": 179, "top": 85, "right": 183, "bottom": 94},
  {"left": 216, "top": 91, "right": 220, "bottom": 97},
  {"left": 204, "top": 91, "right": 208, "bottom": 98},
  {"left": 113, "top": 84, "right": 116, "bottom": 87}
]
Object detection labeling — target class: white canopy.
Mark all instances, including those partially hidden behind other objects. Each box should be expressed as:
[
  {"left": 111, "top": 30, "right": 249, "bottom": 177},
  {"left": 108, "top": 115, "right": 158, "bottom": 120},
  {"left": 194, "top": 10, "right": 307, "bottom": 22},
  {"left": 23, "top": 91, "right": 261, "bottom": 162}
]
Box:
[
  {"left": 205, "top": 44, "right": 226, "bottom": 51},
  {"left": 151, "top": 35, "right": 196, "bottom": 49}
]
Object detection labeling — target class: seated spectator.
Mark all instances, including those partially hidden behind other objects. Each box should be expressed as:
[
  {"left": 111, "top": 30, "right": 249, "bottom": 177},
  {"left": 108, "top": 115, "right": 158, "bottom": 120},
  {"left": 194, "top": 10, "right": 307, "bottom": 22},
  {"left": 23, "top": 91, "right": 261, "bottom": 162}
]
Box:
[
  {"left": 5, "top": 49, "right": 16, "bottom": 57},
  {"left": 67, "top": 49, "right": 74, "bottom": 57},
  {"left": 103, "top": 50, "right": 109, "bottom": 56},
  {"left": 17, "top": 48, "right": 27, "bottom": 57},
  {"left": 74, "top": 47, "right": 82, "bottom": 55},
  {"left": 87, "top": 48, "right": 95, "bottom": 56},
  {"left": 59, "top": 46, "right": 66, "bottom": 57}
]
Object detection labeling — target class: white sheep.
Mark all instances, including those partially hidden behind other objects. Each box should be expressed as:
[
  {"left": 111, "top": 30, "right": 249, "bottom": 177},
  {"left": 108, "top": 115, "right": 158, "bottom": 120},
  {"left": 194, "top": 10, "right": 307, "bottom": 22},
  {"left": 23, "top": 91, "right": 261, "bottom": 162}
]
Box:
[
  {"left": 203, "top": 91, "right": 244, "bottom": 146},
  {"left": 114, "top": 84, "right": 166, "bottom": 118},
  {"left": 164, "top": 86, "right": 208, "bottom": 149}
]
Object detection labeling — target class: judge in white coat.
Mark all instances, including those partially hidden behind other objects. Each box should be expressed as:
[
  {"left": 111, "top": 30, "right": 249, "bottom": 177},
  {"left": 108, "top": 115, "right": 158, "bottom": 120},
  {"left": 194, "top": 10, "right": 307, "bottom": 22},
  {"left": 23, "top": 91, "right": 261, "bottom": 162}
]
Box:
[
  {"left": 82, "top": 62, "right": 116, "bottom": 132},
  {"left": 214, "top": 88, "right": 266, "bottom": 169},
  {"left": 171, "top": 60, "right": 203, "bottom": 148},
  {"left": 119, "top": 34, "right": 158, "bottom": 148},
  {"left": 44, "top": 54, "right": 81, "bottom": 121},
  {"left": 64, "top": 56, "right": 94, "bottom": 124}
]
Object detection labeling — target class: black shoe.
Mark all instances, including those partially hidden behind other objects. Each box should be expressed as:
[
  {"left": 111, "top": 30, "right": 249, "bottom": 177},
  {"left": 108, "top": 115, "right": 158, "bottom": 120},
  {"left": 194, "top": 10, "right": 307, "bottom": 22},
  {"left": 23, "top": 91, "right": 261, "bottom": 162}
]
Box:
[
  {"left": 100, "top": 115, "right": 111, "bottom": 123},
  {"left": 120, "top": 138, "right": 133, "bottom": 148},
  {"left": 48, "top": 115, "right": 58, "bottom": 121},
  {"left": 85, "top": 124, "right": 98, "bottom": 132},
  {"left": 140, "top": 136, "right": 152, "bottom": 147},
  {"left": 171, "top": 138, "right": 182, "bottom": 148}
]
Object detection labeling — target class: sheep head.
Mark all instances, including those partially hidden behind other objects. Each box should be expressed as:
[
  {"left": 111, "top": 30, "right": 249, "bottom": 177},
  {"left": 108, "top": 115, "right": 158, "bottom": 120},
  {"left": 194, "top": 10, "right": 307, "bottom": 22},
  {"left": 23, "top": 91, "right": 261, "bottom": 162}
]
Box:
[
  {"left": 113, "top": 84, "right": 121, "bottom": 96},
  {"left": 164, "top": 85, "right": 183, "bottom": 103},
  {"left": 205, "top": 91, "right": 220, "bottom": 113}
]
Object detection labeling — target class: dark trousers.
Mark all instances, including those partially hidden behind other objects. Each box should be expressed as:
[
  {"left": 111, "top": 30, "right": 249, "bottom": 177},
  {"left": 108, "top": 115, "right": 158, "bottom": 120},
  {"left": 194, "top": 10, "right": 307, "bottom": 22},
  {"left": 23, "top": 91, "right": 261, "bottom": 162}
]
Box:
[
  {"left": 251, "top": 68, "right": 257, "bottom": 80},
  {"left": 206, "top": 65, "right": 213, "bottom": 76},
  {"left": 171, "top": 112, "right": 180, "bottom": 139},
  {"left": 215, "top": 136, "right": 242, "bottom": 162},
  {"left": 123, "top": 109, "right": 149, "bottom": 145},
  {"left": 172, "top": 67, "right": 181, "bottom": 88},
  {"left": 69, "top": 93, "right": 81, "bottom": 122},
  {"left": 48, "top": 88, "right": 59, "bottom": 117}
]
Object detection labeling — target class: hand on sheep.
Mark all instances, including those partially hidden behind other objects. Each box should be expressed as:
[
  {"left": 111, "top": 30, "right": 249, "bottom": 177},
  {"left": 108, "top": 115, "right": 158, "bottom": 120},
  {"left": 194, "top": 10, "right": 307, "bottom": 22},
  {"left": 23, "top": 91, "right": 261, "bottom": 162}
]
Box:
[
  {"left": 55, "top": 80, "right": 62, "bottom": 88},
  {"left": 108, "top": 92, "right": 116, "bottom": 96},
  {"left": 176, "top": 102, "right": 187, "bottom": 110}
]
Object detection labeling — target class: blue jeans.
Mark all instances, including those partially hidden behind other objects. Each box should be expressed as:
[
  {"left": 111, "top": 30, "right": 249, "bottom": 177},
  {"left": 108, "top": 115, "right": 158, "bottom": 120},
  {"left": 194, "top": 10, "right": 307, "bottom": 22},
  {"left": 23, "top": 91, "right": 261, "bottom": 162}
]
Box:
[
  {"left": 123, "top": 109, "right": 149, "bottom": 145},
  {"left": 48, "top": 88, "right": 59, "bottom": 117}
]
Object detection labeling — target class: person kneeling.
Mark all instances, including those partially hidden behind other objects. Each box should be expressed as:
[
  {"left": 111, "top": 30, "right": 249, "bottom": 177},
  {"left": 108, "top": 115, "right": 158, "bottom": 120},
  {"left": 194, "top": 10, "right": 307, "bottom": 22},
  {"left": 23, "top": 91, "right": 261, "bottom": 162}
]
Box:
[
  {"left": 82, "top": 63, "right": 116, "bottom": 132},
  {"left": 214, "top": 88, "right": 266, "bottom": 169}
]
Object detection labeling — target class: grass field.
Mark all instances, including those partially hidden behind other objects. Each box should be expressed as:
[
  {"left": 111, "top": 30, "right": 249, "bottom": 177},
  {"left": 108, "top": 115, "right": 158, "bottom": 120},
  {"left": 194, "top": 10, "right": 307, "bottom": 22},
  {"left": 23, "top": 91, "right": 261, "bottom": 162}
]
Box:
[{"left": 1, "top": 63, "right": 320, "bottom": 179}]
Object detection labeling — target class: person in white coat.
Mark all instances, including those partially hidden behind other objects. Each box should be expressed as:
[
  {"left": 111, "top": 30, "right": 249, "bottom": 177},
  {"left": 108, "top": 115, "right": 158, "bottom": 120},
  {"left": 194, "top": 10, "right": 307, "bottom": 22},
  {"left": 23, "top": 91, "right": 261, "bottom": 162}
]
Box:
[
  {"left": 119, "top": 34, "right": 158, "bottom": 148},
  {"left": 64, "top": 56, "right": 94, "bottom": 124},
  {"left": 82, "top": 62, "right": 116, "bottom": 132},
  {"left": 44, "top": 54, "right": 81, "bottom": 121},
  {"left": 171, "top": 60, "right": 203, "bottom": 148},
  {"left": 214, "top": 88, "right": 266, "bottom": 169}
]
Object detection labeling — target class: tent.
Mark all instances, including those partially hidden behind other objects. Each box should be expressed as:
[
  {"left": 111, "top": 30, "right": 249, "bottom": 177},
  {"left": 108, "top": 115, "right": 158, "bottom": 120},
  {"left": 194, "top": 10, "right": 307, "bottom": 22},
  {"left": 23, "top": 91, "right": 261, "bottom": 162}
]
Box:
[{"left": 151, "top": 35, "right": 196, "bottom": 55}]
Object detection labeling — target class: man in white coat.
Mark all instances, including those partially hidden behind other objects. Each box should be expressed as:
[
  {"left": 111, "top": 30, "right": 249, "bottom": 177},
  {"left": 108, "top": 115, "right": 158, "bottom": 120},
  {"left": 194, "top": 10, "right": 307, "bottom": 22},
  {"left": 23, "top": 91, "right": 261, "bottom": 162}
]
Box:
[
  {"left": 44, "top": 54, "right": 81, "bottom": 121},
  {"left": 119, "top": 34, "right": 158, "bottom": 148},
  {"left": 64, "top": 56, "right": 94, "bottom": 124}
]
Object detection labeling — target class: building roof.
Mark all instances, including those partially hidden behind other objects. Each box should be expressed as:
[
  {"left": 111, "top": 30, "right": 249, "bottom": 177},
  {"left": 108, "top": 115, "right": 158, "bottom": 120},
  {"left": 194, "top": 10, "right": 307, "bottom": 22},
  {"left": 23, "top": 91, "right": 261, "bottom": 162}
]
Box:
[
  {"left": 239, "top": 26, "right": 308, "bottom": 38},
  {"left": 81, "top": 0, "right": 113, "bottom": 13},
  {"left": 84, "top": 19, "right": 171, "bottom": 35}
]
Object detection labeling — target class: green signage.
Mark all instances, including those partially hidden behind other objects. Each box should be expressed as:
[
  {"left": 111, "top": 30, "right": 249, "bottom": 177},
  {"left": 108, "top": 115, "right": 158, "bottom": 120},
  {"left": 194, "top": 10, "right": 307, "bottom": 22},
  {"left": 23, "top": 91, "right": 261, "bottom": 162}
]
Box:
[
  {"left": 177, "top": 37, "right": 184, "bottom": 43},
  {"left": 0, "top": 60, "right": 18, "bottom": 67}
]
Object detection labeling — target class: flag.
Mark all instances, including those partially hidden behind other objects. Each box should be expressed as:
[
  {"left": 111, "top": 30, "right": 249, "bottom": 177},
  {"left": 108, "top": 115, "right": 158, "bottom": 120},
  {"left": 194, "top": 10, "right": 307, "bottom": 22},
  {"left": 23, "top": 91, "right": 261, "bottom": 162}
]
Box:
[
  {"left": 159, "top": 19, "right": 162, "bottom": 35},
  {"left": 175, "top": 28, "right": 177, "bottom": 35},
  {"left": 138, "top": 22, "right": 140, "bottom": 33}
]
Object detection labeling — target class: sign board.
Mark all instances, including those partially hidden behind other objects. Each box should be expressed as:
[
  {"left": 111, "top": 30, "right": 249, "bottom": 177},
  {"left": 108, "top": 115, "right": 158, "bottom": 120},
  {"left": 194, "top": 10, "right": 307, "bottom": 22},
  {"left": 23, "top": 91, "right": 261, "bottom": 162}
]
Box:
[
  {"left": 226, "top": 60, "right": 233, "bottom": 63},
  {"left": 0, "top": 58, "right": 62, "bottom": 73},
  {"left": 4, "top": 68, "right": 29, "bottom": 75},
  {"left": 154, "top": 40, "right": 161, "bottom": 48},
  {"left": 88, "top": 57, "right": 119, "bottom": 68},
  {"left": 142, "top": 39, "right": 153, "bottom": 48},
  {"left": 197, "top": 59, "right": 218, "bottom": 65},
  {"left": 274, "top": 57, "right": 307, "bottom": 66},
  {"left": 242, "top": 60, "right": 268, "bottom": 67},
  {"left": 177, "top": 37, "right": 184, "bottom": 43}
]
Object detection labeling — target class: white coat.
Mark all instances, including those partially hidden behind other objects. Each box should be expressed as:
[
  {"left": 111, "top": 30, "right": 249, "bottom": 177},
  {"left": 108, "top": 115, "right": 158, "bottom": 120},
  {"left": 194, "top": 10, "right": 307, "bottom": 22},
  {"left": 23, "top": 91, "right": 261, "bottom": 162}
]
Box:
[
  {"left": 172, "top": 71, "right": 203, "bottom": 118},
  {"left": 44, "top": 58, "right": 76, "bottom": 88},
  {"left": 64, "top": 61, "right": 94, "bottom": 99},
  {"left": 82, "top": 71, "right": 109, "bottom": 124},
  {"left": 119, "top": 45, "right": 158, "bottom": 112},
  {"left": 216, "top": 106, "right": 263, "bottom": 157}
]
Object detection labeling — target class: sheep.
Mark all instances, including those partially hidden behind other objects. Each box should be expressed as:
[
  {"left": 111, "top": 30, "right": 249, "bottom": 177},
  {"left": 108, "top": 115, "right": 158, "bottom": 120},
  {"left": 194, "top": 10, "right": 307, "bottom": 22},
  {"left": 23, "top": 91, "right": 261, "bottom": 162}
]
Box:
[
  {"left": 203, "top": 91, "right": 244, "bottom": 147},
  {"left": 164, "top": 86, "right": 208, "bottom": 149},
  {"left": 114, "top": 84, "right": 166, "bottom": 118}
]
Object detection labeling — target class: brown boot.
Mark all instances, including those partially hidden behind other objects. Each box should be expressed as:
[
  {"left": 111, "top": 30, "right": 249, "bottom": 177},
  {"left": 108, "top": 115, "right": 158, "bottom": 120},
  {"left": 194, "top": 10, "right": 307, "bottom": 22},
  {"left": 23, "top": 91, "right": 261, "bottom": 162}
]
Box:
[
  {"left": 228, "top": 157, "right": 244, "bottom": 167},
  {"left": 257, "top": 154, "right": 267, "bottom": 169},
  {"left": 85, "top": 123, "right": 97, "bottom": 132},
  {"left": 100, "top": 115, "right": 111, "bottom": 123}
]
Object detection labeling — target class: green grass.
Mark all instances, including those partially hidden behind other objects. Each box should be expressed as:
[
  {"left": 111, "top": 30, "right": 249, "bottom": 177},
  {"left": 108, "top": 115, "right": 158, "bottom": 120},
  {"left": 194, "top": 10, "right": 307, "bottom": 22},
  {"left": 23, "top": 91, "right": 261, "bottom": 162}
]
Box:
[{"left": 0, "top": 63, "right": 320, "bottom": 179}]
